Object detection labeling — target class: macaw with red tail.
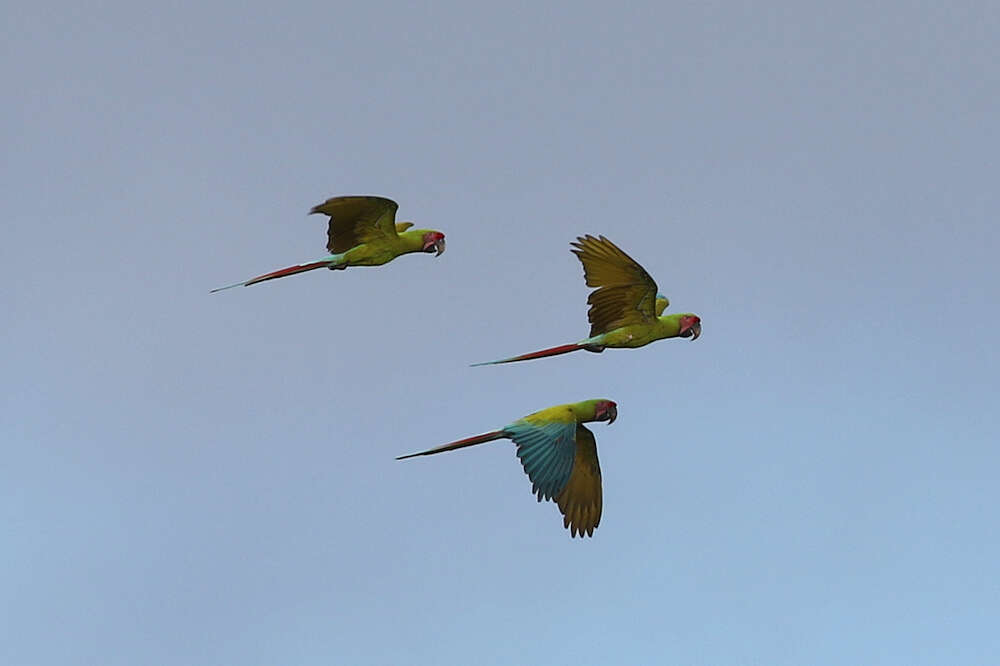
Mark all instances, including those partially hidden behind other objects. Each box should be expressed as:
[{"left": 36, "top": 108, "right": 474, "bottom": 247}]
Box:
[
  {"left": 211, "top": 196, "right": 445, "bottom": 292},
  {"left": 472, "top": 235, "right": 700, "bottom": 365},
  {"left": 397, "top": 399, "right": 617, "bottom": 538}
]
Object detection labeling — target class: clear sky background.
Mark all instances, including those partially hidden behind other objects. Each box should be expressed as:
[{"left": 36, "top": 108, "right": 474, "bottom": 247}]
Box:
[{"left": 4, "top": 2, "right": 998, "bottom": 664}]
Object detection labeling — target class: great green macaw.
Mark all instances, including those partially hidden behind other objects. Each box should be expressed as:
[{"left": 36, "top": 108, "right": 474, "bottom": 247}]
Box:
[
  {"left": 211, "top": 196, "right": 446, "bottom": 292},
  {"left": 397, "top": 399, "right": 617, "bottom": 538},
  {"left": 472, "top": 235, "right": 701, "bottom": 365}
]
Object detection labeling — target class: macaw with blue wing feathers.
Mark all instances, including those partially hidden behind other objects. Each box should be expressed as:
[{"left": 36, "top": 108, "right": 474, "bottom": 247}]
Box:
[
  {"left": 472, "top": 235, "right": 700, "bottom": 365},
  {"left": 397, "top": 399, "right": 617, "bottom": 538},
  {"left": 211, "top": 196, "right": 445, "bottom": 292}
]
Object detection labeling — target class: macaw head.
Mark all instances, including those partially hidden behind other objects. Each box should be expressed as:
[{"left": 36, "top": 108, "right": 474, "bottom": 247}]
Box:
[
  {"left": 421, "top": 231, "right": 446, "bottom": 256},
  {"left": 594, "top": 399, "right": 618, "bottom": 424},
  {"left": 678, "top": 314, "right": 701, "bottom": 341}
]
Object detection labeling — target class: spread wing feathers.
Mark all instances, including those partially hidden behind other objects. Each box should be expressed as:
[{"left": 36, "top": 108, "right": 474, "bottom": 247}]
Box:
[
  {"left": 555, "top": 426, "right": 603, "bottom": 537},
  {"left": 505, "top": 420, "right": 578, "bottom": 502},
  {"left": 309, "top": 196, "right": 400, "bottom": 253},
  {"left": 395, "top": 222, "right": 414, "bottom": 233},
  {"left": 571, "top": 235, "right": 659, "bottom": 336}
]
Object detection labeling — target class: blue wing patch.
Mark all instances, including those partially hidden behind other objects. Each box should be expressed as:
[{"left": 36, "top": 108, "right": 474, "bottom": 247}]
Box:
[{"left": 503, "top": 420, "right": 578, "bottom": 501}]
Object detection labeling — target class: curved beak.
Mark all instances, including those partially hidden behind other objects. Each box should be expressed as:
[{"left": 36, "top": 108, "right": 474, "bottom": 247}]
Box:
[
  {"left": 680, "top": 319, "right": 701, "bottom": 340},
  {"left": 434, "top": 238, "right": 446, "bottom": 256},
  {"left": 605, "top": 404, "right": 617, "bottom": 424}
]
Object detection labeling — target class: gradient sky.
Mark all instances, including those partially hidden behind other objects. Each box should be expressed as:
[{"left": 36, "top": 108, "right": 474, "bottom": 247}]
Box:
[{"left": 4, "top": 2, "right": 999, "bottom": 664}]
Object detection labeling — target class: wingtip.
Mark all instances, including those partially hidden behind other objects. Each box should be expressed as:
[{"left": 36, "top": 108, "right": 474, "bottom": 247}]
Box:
[
  {"left": 570, "top": 234, "right": 603, "bottom": 256},
  {"left": 309, "top": 199, "right": 336, "bottom": 215}
]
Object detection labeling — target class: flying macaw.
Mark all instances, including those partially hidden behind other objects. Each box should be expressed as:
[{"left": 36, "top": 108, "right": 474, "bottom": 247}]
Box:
[
  {"left": 472, "top": 235, "right": 701, "bottom": 365},
  {"left": 397, "top": 399, "right": 617, "bottom": 538},
  {"left": 211, "top": 196, "right": 446, "bottom": 292}
]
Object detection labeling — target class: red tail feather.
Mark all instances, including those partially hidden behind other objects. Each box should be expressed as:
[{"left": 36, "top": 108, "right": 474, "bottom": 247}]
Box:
[
  {"left": 396, "top": 430, "right": 507, "bottom": 459},
  {"left": 470, "top": 343, "right": 585, "bottom": 366},
  {"left": 243, "top": 260, "right": 332, "bottom": 287},
  {"left": 211, "top": 258, "right": 335, "bottom": 292}
]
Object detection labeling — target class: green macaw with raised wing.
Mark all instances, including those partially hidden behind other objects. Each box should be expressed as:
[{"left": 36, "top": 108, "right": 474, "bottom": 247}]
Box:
[
  {"left": 211, "top": 196, "right": 445, "bottom": 292},
  {"left": 472, "top": 235, "right": 700, "bottom": 365},
  {"left": 398, "top": 399, "right": 617, "bottom": 538}
]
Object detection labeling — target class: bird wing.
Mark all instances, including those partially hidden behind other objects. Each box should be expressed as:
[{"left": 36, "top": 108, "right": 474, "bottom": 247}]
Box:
[
  {"left": 570, "top": 235, "right": 660, "bottom": 337},
  {"left": 505, "top": 417, "right": 578, "bottom": 503},
  {"left": 555, "top": 425, "right": 602, "bottom": 537},
  {"left": 309, "top": 196, "right": 400, "bottom": 253}
]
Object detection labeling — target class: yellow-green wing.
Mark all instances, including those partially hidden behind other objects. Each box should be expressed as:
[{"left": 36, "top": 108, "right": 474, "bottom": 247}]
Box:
[
  {"left": 555, "top": 425, "right": 602, "bottom": 538},
  {"left": 309, "top": 195, "right": 399, "bottom": 253},
  {"left": 570, "top": 235, "right": 659, "bottom": 337}
]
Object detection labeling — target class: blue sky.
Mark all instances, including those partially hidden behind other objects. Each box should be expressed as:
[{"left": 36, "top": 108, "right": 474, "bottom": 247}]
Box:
[{"left": 4, "top": 2, "right": 999, "bottom": 664}]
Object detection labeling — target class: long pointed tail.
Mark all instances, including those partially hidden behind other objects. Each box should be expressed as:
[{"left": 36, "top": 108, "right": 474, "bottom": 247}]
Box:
[
  {"left": 396, "top": 430, "right": 507, "bottom": 460},
  {"left": 210, "top": 258, "right": 335, "bottom": 293},
  {"left": 470, "top": 343, "right": 586, "bottom": 367}
]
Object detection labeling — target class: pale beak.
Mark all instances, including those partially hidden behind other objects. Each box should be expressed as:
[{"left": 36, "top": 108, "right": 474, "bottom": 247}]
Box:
[{"left": 680, "top": 320, "right": 701, "bottom": 340}]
